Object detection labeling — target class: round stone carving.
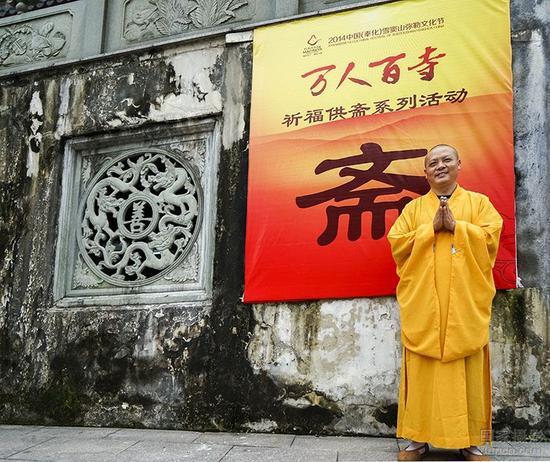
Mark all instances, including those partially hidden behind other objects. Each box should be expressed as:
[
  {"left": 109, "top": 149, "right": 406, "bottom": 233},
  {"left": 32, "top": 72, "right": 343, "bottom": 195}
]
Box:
[{"left": 77, "top": 148, "right": 202, "bottom": 286}]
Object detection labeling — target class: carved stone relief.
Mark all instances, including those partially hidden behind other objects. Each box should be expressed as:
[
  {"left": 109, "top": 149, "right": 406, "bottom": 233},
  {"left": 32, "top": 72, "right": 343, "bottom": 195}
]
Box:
[
  {"left": 167, "top": 139, "right": 207, "bottom": 176},
  {"left": 163, "top": 243, "right": 199, "bottom": 283},
  {"left": 73, "top": 255, "right": 102, "bottom": 289},
  {"left": 55, "top": 120, "right": 218, "bottom": 307},
  {"left": 0, "top": 13, "right": 71, "bottom": 67},
  {"left": 77, "top": 149, "right": 202, "bottom": 287},
  {"left": 123, "top": 0, "right": 250, "bottom": 42}
]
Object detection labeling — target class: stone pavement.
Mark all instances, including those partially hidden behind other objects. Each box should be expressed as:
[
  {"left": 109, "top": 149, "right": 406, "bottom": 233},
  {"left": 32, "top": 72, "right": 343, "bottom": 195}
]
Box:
[{"left": 0, "top": 425, "right": 549, "bottom": 461}]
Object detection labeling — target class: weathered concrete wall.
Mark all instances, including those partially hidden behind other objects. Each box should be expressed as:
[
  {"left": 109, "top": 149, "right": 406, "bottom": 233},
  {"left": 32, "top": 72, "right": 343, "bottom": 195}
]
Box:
[
  {"left": 511, "top": 0, "right": 550, "bottom": 287},
  {"left": 246, "top": 0, "right": 550, "bottom": 439},
  {"left": 0, "top": 0, "right": 548, "bottom": 440},
  {"left": 0, "top": 38, "right": 263, "bottom": 429}
]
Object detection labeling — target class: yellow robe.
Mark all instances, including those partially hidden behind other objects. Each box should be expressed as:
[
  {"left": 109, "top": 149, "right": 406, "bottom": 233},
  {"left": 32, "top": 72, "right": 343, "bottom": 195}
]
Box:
[{"left": 387, "top": 185, "right": 502, "bottom": 449}]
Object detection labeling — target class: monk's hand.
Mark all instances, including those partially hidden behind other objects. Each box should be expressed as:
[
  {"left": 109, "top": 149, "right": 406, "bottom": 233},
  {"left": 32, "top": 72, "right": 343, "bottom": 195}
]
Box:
[
  {"left": 433, "top": 205, "right": 444, "bottom": 232},
  {"left": 442, "top": 201, "right": 456, "bottom": 232}
]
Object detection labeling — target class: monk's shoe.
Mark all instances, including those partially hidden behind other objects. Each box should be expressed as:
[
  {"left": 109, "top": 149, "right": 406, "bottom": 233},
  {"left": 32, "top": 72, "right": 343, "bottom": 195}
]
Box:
[{"left": 397, "top": 443, "right": 429, "bottom": 461}]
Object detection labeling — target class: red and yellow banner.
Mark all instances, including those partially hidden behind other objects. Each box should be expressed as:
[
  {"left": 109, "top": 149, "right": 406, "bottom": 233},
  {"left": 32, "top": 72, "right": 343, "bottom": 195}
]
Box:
[{"left": 245, "top": 0, "right": 516, "bottom": 302}]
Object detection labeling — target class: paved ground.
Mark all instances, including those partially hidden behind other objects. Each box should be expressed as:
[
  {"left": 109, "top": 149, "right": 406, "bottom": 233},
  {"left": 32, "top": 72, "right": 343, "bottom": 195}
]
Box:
[{"left": 0, "top": 425, "right": 548, "bottom": 461}]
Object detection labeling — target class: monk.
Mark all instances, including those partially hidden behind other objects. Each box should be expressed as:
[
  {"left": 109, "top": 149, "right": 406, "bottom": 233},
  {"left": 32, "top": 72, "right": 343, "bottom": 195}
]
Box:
[{"left": 387, "top": 144, "right": 503, "bottom": 461}]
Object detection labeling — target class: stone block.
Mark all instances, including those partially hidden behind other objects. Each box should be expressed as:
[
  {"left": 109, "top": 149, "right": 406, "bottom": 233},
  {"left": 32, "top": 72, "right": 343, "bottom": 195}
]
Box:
[
  {"left": 193, "top": 431, "right": 295, "bottom": 447},
  {"left": 222, "top": 445, "right": 337, "bottom": 462},
  {"left": 103, "top": 0, "right": 273, "bottom": 53},
  {"left": 53, "top": 119, "right": 220, "bottom": 309},
  {"left": 10, "top": 436, "right": 136, "bottom": 461},
  {"left": 115, "top": 440, "right": 231, "bottom": 462},
  {"left": 0, "top": 0, "right": 105, "bottom": 76},
  {"left": 107, "top": 428, "right": 201, "bottom": 443},
  {"left": 292, "top": 435, "right": 397, "bottom": 451}
]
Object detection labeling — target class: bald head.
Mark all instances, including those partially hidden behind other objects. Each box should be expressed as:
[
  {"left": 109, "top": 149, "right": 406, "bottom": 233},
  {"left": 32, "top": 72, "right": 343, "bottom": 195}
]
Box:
[
  {"left": 423, "top": 143, "right": 462, "bottom": 194},
  {"left": 425, "top": 144, "right": 459, "bottom": 167}
]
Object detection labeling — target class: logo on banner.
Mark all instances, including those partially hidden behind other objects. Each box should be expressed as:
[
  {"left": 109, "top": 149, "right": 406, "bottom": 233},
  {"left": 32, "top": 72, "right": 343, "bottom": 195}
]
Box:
[
  {"left": 307, "top": 34, "right": 320, "bottom": 46},
  {"left": 303, "top": 34, "right": 323, "bottom": 57}
]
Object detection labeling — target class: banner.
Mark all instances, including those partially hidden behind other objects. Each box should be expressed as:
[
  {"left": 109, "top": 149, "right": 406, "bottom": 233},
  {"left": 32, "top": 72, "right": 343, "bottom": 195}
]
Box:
[{"left": 245, "top": 0, "right": 516, "bottom": 302}]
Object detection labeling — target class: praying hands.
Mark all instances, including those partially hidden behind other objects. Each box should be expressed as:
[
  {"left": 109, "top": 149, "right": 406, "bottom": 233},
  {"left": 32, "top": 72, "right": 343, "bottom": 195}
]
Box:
[{"left": 433, "top": 197, "right": 456, "bottom": 233}]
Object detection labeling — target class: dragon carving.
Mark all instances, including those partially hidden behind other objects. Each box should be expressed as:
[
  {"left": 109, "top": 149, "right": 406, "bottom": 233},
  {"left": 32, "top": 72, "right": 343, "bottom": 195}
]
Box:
[{"left": 78, "top": 150, "right": 201, "bottom": 286}]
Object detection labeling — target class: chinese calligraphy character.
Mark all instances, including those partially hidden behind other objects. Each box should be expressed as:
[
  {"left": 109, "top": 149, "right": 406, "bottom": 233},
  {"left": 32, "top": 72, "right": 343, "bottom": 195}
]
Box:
[
  {"left": 373, "top": 99, "right": 393, "bottom": 114},
  {"left": 369, "top": 52, "right": 406, "bottom": 84},
  {"left": 395, "top": 95, "right": 417, "bottom": 111},
  {"left": 326, "top": 106, "right": 348, "bottom": 121},
  {"left": 444, "top": 88, "right": 468, "bottom": 103},
  {"left": 419, "top": 92, "right": 443, "bottom": 106},
  {"left": 349, "top": 102, "right": 370, "bottom": 118},
  {"left": 301, "top": 64, "right": 336, "bottom": 96},
  {"left": 302, "top": 62, "right": 372, "bottom": 96},
  {"left": 337, "top": 62, "right": 372, "bottom": 89},
  {"left": 305, "top": 109, "right": 324, "bottom": 124},
  {"left": 296, "top": 143, "right": 430, "bottom": 244},
  {"left": 408, "top": 46, "right": 446, "bottom": 81},
  {"left": 282, "top": 112, "right": 302, "bottom": 127}
]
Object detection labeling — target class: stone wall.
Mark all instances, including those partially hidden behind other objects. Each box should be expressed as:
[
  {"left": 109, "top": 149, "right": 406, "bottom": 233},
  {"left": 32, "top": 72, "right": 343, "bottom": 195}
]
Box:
[{"left": 0, "top": 0, "right": 548, "bottom": 438}]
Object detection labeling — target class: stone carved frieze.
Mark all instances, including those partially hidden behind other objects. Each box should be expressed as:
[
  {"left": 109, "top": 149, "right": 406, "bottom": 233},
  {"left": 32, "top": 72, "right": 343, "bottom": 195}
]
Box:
[
  {"left": 55, "top": 122, "right": 216, "bottom": 306},
  {"left": 73, "top": 256, "right": 102, "bottom": 289},
  {"left": 80, "top": 156, "right": 93, "bottom": 189},
  {"left": 124, "top": 0, "right": 249, "bottom": 42},
  {"left": 168, "top": 139, "right": 207, "bottom": 175},
  {"left": 77, "top": 149, "right": 203, "bottom": 287},
  {"left": 164, "top": 243, "right": 199, "bottom": 283},
  {"left": 0, "top": 20, "right": 68, "bottom": 66}
]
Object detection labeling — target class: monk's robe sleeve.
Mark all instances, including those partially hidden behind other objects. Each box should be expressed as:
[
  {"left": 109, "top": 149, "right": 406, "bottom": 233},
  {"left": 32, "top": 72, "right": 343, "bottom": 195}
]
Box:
[
  {"left": 442, "top": 194, "right": 503, "bottom": 362},
  {"left": 388, "top": 202, "right": 442, "bottom": 360}
]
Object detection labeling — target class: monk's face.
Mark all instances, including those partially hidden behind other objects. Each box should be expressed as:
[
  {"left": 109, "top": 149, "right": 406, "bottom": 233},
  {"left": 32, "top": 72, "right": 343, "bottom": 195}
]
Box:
[{"left": 424, "top": 147, "right": 461, "bottom": 189}]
